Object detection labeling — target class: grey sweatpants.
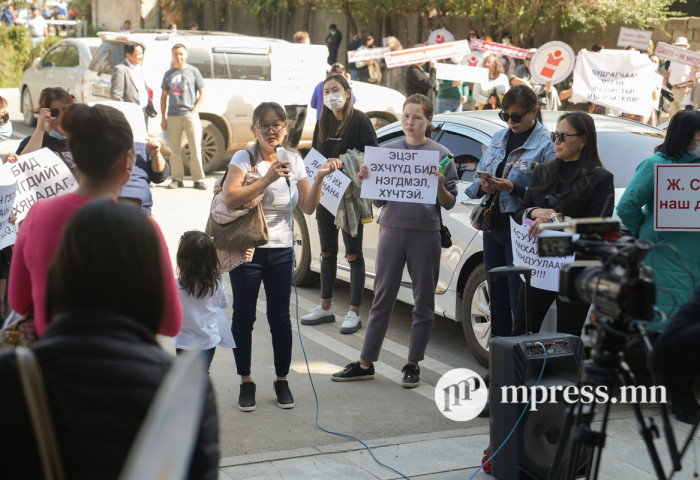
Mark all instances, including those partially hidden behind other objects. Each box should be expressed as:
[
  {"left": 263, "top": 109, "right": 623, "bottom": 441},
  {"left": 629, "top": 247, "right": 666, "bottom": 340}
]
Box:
[{"left": 360, "top": 225, "right": 441, "bottom": 363}]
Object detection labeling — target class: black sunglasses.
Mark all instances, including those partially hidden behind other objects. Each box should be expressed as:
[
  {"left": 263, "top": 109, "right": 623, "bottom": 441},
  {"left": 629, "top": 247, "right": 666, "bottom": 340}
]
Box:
[
  {"left": 0, "top": 113, "right": 8, "bottom": 125},
  {"left": 498, "top": 110, "right": 531, "bottom": 123},
  {"left": 551, "top": 131, "right": 584, "bottom": 143}
]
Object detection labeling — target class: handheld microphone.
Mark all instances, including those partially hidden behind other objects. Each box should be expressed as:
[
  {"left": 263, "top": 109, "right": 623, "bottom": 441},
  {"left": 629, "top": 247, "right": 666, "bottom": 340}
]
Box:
[{"left": 275, "top": 145, "right": 290, "bottom": 187}]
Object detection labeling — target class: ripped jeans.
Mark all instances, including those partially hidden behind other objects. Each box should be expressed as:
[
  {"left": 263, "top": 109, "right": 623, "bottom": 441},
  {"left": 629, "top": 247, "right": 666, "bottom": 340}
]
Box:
[{"left": 316, "top": 205, "right": 365, "bottom": 307}]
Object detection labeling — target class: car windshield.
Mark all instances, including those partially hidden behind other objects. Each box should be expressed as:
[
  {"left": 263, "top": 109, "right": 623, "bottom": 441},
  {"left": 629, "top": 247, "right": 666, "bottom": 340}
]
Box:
[{"left": 597, "top": 132, "right": 664, "bottom": 188}]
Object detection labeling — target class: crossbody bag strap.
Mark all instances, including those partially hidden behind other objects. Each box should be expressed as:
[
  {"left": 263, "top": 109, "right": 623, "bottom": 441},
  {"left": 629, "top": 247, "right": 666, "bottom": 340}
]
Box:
[
  {"left": 490, "top": 148, "right": 526, "bottom": 206},
  {"left": 16, "top": 347, "right": 66, "bottom": 480}
]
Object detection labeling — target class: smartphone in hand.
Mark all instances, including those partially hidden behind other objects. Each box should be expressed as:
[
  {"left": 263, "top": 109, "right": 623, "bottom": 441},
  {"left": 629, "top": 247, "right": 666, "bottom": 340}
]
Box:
[{"left": 475, "top": 170, "right": 492, "bottom": 179}]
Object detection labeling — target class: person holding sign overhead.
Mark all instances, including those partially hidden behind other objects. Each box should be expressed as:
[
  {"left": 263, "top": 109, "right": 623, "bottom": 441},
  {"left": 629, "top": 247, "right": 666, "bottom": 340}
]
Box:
[
  {"left": 465, "top": 85, "right": 556, "bottom": 339},
  {"left": 301, "top": 74, "right": 377, "bottom": 335},
  {"left": 222, "top": 102, "right": 339, "bottom": 412},
  {"left": 331, "top": 94, "right": 457, "bottom": 387},
  {"left": 512, "top": 111, "right": 613, "bottom": 336},
  {"left": 617, "top": 109, "right": 700, "bottom": 424}
]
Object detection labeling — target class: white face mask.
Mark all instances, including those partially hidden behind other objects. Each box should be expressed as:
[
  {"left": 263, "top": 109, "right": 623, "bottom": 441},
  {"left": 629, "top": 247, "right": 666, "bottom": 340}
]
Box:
[
  {"left": 689, "top": 144, "right": 700, "bottom": 159},
  {"left": 0, "top": 121, "right": 11, "bottom": 142},
  {"left": 323, "top": 92, "right": 346, "bottom": 112}
]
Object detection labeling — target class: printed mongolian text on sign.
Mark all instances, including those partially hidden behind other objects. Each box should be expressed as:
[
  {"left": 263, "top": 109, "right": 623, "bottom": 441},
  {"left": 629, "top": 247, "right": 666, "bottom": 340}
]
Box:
[
  {"left": 384, "top": 40, "right": 471, "bottom": 68},
  {"left": 655, "top": 42, "right": 700, "bottom": 68},
  {"left": 361, "top": 146, "right": 438, "bottom": 204},
  {"left": 469, "top": 39, "right": 528, "bottom": 59},
  {"left": 617, "top": 27, "right": 653, "bottom": 51},
  {"left": 303, "top": 148, "right": 352, "bottom": 216},
  {"left": 0, "top": 182, "right": 17, "bottom": 250},
  {"left": 654, "top": 164, "right": 700, "bottom": 231}
]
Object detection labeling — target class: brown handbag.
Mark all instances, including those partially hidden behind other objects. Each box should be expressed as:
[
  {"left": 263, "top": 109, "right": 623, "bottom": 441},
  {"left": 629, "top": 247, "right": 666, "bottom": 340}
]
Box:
[{"left": 205, "top": 149, "right": 269, "bottom": 252}]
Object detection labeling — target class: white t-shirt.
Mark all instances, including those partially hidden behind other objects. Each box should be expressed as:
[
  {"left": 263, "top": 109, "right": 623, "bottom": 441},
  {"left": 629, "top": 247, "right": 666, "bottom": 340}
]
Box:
[
  {"left": 174, "top": 276, "right": 236, "bottom": 350},
  {"left": 27, "top": 16, "right": 47, "bottom": 38},
  {"left": 229, "top": 147, "right": 306, "bottom": 248}
]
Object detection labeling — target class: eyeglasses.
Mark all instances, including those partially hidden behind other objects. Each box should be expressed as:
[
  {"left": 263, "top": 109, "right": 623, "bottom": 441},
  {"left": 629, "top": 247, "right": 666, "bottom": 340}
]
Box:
[
  {"left": 498, "top": 110, "right": 531, "bottom": 123},
  {"left": 551, "top": 131, "right": 584, "bottom": 143},
  {"left": 50, "top": 109, "right": 62, "bottom": 118},
  {"left": 0, "top": 113, "right": 8, "bottom": 125},
  {"left": 256, "top": 123, "right": 285, "bottom": 134}
]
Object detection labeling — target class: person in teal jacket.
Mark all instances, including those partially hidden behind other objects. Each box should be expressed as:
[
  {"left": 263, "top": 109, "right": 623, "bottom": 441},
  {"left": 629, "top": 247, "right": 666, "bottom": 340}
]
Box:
[
  {"left": 617, "top": 109, "right": 700, "bottom": 424},
  {"left": 437, "top": 60, "right": 468, "bottom": 113}
]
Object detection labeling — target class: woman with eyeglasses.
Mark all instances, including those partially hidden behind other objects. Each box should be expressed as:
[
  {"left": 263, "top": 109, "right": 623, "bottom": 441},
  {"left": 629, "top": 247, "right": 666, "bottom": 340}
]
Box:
[
  {"left": 465, "top": 85, "right": 556, "bottom": 339},
  {"left": 222, "top": 102, "right": 339, "bottom": 412},
  {"left": 512, "top": 111, "right": 613, "bottom": 336},
  {"left": 16, "top": 87, "right": 76, "bottom": 173},
  {"left": 301, "top": 74, "right": 377, "bottom": 335}
]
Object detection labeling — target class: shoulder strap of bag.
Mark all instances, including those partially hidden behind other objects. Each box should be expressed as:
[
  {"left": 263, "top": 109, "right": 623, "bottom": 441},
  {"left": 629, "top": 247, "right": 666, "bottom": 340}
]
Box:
[
  {"left": 490, "top": 148, "right": 526, "bottom": 206},
  {"left": 220, "top": 148, "right": 257, "bottom": 187},
  {"left": 16, "top": 347, "right": 66, "bottom": 480}
]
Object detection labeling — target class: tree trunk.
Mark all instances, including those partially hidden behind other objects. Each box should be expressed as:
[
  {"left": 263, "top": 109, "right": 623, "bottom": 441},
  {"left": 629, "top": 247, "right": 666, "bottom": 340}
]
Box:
[
  {"left": 342, "top": 0, "right": 357, "bottom": 35},
  {"left": 301, "top": 1, "right": 311, "bottom": 33}
]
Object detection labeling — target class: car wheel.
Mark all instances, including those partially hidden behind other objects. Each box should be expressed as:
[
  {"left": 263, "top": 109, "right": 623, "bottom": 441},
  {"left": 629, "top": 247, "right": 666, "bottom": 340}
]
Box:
[
  {"left": 461, "top": 263, "right": 490, "bottom": 367},
  {"left": 292, "top": 206, "right": 319, "bottom": 287},
  {"left": 183, "top": 120, "right": 226, "bottom": 175},
  {"left": 22, "top": 88, "right": 36, "bottom": 127}
]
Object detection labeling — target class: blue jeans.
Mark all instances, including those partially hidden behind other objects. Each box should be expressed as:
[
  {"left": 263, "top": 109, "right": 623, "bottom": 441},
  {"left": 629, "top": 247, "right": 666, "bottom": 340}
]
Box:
[
  {"left": 351, "top": 69, "right": 359, "bottom": 81},
  {"left": 437, "top": 98, "right": 464, "bottom": 114},
  {"left": 229, "top": 247, "right": 294, "bottom": 377},
  {"left": 483, "top": 226, "right": 520, "bottom": 337}
]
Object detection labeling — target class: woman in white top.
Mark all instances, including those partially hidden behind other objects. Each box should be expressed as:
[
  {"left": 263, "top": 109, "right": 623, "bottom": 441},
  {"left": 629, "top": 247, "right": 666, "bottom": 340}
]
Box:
[
  {"left": 473, "top": 53, "right": 510, "bottom": 109},
  {"left": 222, "top": 102, "right": 339, "bottom": 412}
]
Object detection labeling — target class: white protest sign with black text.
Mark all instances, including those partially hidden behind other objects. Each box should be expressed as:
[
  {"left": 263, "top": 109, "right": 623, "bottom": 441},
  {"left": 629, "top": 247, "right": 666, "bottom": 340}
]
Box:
[
  {"left": 654, "top": 164, "right": 700, "bottom": 231},
  {"left": 435, "top": 63, "right": 488, "bottom": 83},
  {"left": 510, "top": 218, "right": 576, "bottom": 292},
  {"left": 348, "top": 47, "right": 390, "bottom": 63},
  {"left": 655, "top": 42, "right": 700, "bottom": 68},
  {"left": 529, "top": 41, "right": 576, "bottom": 85},
  {"left": 572, "top": 50, "right": 655, "bottom": 116},
  {"left": 303, "top": 148, "right": 352, "bottom": 216},
  {"left": 0, "top": 182, "right": 17, "bottom": 250},
  {"left": 617, "top": 27, "right": 653, "bottom": 52},
  {"left": 270, "top": 44, "right": 329, "bottom": 105},
  {"left": 361, "top": 146, "right": 438, "bottom": 204},
  {"left": 0, "top": 148, "right": 78, "bottom": 222},
  {"left": 384, "top": 40, "right": 471, "bottom": 68}
]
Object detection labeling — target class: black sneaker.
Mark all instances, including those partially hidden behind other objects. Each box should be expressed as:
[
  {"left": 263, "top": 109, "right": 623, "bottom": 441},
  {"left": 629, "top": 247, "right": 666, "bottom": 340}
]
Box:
[
  {"left": 274, "top": 380, "right": 295, "bottom": 409},
  {"left": 401, "top": 364, "right": 420, "bottom": 388},
  {"left": 238, "top": 382, "right": 256, "bottom": 412},
  {"left": 331, "top": 361, "right": 375, "bottom": 382},
  {"left": 193, "top": 181, "right": 207, "bottom": 190}
]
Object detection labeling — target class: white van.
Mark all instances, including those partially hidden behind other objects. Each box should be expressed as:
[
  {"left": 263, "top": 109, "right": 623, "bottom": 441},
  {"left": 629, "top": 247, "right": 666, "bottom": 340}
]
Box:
[{"left": 82, "top": 30, "right": 406, "bottom": 173}]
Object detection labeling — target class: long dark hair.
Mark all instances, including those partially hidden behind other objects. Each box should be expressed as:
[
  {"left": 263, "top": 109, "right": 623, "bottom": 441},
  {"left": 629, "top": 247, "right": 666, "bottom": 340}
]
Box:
[
  {"left": 656, "top": 110, "right": 700, "bottom": 159},
  {"left": 501, "top": 85, "right": 542, "bottom": 124},
  {"left": 403, "top": 93, "right": 435, "bottom": 138},
  {"left": 46, "top": 199, "right": 164, "bottom": 332},
  {"left": 530, "top": 111, "right": 603, "bottom": 202},
  {"left": 251, "top": 101, "right": 288, "bottom": 165},
  {"left": 177, "top": 230, "right": 220, "bottom": 299},
  {"left": 316, "top": 74, "right": 355, "bottom": 146}
]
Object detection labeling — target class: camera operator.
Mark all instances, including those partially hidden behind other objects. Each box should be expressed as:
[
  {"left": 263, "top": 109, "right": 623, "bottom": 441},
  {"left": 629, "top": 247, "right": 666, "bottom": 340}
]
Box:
[
  {"left": 651, "top": 288, "right": 700, "bottom": 380},
  {"left": 617, "top": 109, "right": 700, "bottom": 424},
  {"left": 512, "top": 111, "right": 613, "bottom": 336}
]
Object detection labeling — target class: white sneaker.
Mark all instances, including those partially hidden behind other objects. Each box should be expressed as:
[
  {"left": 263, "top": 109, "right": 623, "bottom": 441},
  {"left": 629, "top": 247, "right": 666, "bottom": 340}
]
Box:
[
  {"left": 301, "top": 304, "right": 335, "bottom": 325},
  {"left": 340, "top": 311, "right": 362, "bottom": 334}
]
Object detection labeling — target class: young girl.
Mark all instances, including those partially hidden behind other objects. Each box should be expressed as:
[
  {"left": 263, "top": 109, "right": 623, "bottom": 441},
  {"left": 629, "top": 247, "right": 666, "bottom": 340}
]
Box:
[{"left": 175, "top": 230, "right": 235, "bottom": 372}]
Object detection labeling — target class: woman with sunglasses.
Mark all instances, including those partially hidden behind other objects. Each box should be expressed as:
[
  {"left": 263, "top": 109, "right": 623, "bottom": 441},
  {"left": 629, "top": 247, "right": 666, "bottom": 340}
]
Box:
[
  {"left": 222, "top": 102, "right": 339, "bottom": 412},
  {"left": 466, "top": 85, "right": 556, "bottom": 339},
  {"left": 301, "top": 74, "right": 377, "bottom": 334},
  {"left": 512, "top": 111, "right": 613, "bottom": 336},
  {"left": 16, "top": 87, "right": 76, "bottom": 173}
]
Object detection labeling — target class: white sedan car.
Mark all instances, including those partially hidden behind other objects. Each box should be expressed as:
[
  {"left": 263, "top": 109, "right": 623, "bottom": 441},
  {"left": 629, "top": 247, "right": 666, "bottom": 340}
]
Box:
[
  {"left": 19, "top": 37, "right": 101, "bottom": 126},
  {"left": 292, "top": 110, "right": 665, "bottom": 367}
]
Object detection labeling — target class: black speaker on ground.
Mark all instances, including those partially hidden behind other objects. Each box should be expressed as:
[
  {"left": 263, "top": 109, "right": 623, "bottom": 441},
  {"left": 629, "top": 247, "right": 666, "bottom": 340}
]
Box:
[{"left": 487, "top": 333, "right": 584, "bottom": 480}]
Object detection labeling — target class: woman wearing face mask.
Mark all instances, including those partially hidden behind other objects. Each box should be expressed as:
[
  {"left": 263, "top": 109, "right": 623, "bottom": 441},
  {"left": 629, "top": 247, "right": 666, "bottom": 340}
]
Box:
[
  {"left": 618, "top": 109, "right": 700, "bottom": 424},
  {"left": 301, "top": 74, "right": 377, "bottom": 335},
  {"left": 16, "top": 87, "right": 76, "bottom": 173},
  {"left": 465, "top": 85, "right": 556, "bottom": 339}
]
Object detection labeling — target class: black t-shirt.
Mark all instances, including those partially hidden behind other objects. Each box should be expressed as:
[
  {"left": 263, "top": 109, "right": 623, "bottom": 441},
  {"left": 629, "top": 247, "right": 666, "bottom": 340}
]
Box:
[{"left": 311, "top": 109, "right": 378, "bottom": 158}]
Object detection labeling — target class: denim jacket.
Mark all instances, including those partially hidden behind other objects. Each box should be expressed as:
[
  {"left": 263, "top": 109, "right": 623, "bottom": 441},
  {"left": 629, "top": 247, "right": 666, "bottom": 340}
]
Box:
[{"left": 465, "top": 121, "right": 556, "bottom": 213}]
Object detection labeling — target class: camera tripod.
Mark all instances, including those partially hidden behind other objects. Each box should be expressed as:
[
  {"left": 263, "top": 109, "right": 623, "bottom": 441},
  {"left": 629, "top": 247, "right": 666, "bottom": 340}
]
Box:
[{"left": 547, "top": 315, "right": 698, "bottom": 480}]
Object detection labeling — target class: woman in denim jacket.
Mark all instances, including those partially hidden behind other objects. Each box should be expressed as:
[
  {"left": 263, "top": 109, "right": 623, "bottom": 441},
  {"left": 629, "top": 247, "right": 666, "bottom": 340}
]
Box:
[{"left": 465, "top": 85, "right": 556, "bottom": 338}]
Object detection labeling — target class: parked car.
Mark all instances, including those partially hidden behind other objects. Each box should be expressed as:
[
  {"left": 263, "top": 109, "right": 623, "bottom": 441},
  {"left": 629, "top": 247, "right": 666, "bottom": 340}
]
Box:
[
  {"left": 81, "top": 30, "right": 406, "bottom": 174},
  {"left": 19, "top": 37, "right": 101, "bottom": 126},
  {"left": 292, "top": 110, "right": 666, "bottom": 366}
]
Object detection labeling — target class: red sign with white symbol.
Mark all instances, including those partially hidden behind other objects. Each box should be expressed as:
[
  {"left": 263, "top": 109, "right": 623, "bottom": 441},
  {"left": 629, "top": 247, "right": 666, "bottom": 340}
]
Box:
[{"left": 529, "top": 41, "right": 576, "bottom": 85}]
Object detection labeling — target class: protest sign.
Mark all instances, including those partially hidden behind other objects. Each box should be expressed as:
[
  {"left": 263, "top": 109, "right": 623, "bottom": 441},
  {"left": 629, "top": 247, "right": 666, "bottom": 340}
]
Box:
[
  {"left": 0, "top": 148, "right": 78, "bottom": 222},
  {"left": 529, "top": 41, "right": 576, "bottom": 85},
  {"left": 361, "top": 146, "right": 438, "bottom": 204},
  {"left": 469, "top": 38, "right": 529, "bottom": 59},
  {"left": 510, "top": 218, "right": 576, "bottom": 292},
  {"left": 571, "top": 50, "right": 655, "bottom": 116},
  {"left": 617, "top": 27, "right": 653, "bottom": 51},
  {"left": 303, "top": 148, "right": 352, "bottom": 216},
  {"left": 427, "top": 28, "right": 455, "bottom": 45},
  {"left": 435, "top": 62, "right": 489, "bottom": 83},
  {"left": 348, "top": 47, "right": 390, "bottom": 63},
  {"left": 384, "top": 40, "right": 471, "bottom": 68},
  {"left": 0, "top": 182, "right": 17, "bottom": 250},
  {"left": 654, "top": 42, "right": 700, "bottom": 68},
  {"left": 654, "top": 164, "right": 700, "bottom": 231},
  {"left": 270, "top": 44, "right": 329, "bottom": 104}
]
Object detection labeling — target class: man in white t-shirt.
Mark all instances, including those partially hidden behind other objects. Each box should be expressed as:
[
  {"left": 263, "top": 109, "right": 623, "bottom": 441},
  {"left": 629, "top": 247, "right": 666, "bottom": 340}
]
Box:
[{"left": 26, "top": 8, "right": 48, "bottom": 46}]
